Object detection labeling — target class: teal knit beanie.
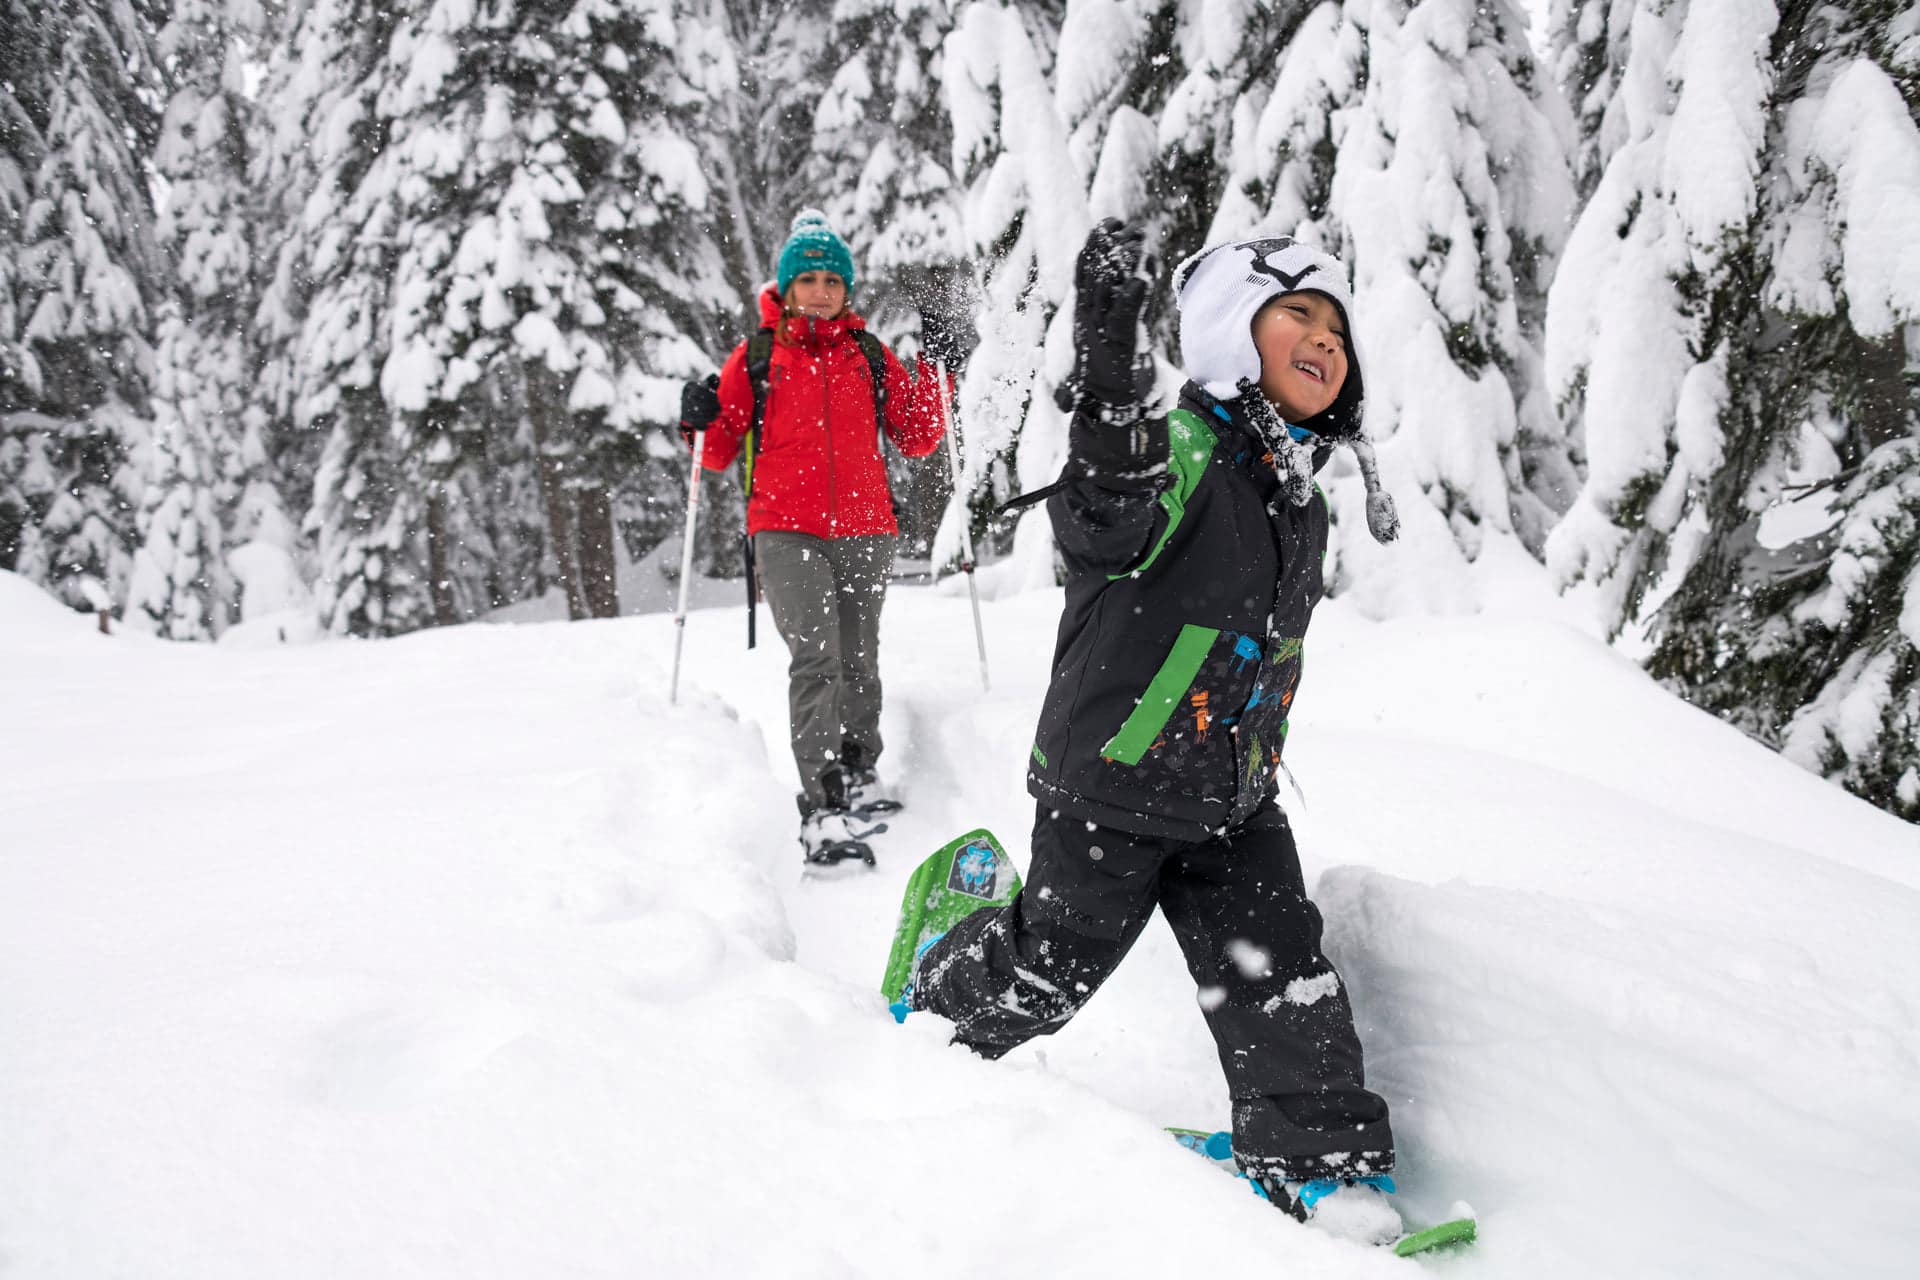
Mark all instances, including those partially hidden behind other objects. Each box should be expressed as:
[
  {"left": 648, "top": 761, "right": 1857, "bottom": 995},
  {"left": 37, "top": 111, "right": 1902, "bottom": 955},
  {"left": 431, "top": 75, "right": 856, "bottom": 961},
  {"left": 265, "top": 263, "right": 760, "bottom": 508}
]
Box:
[{"left": 776, "top": 208, "right": 856, "bottom": 295}]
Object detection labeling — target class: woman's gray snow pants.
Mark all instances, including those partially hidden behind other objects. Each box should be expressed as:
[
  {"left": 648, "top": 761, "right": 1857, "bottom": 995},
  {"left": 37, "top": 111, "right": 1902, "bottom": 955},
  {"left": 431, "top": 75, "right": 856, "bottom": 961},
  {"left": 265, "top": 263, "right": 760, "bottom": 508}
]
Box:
[{"left": 754, "top": 531, "right": 893, "bottom": 805}]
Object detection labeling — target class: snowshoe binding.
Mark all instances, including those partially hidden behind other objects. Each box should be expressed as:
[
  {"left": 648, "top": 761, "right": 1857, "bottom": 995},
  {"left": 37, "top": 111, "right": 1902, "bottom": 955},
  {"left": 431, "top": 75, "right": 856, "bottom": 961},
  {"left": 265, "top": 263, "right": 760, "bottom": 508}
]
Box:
[
  {"left": 839, "top": 743, "right": 902, "bottom": 818},
  {"left": 799, "top": 769, "right": 885, "bottom": 869},
  {"left": 888, "top": 931, "right": 945, "bottom": 1022},
  {"left": 1168, "top": 1129, "right": 1476, "bottom": 1257},
  {"left": 1251, "top": 1172, "right": 1404, "bottom": 1248},
  {"left": 845, "top": 767, "right": 901, "bottom": 819},
  {"left": 799, "top": 803, "right": 884, "bottom": 868}
]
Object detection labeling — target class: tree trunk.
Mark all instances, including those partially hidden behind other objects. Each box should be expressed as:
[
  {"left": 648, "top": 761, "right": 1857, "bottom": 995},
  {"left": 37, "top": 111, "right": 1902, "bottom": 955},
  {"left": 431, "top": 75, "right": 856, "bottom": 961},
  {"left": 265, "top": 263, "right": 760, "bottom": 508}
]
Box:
[
  {"left": 425, "top": 487, "right": 457, "bottom": 626},
  {"left": 1849, "top": 327, "right": 1914, "bottom": 457},
  {"left": 526, "top": 366, "right": 588, "bottom": 621},
  {"left": 577, "top": 483, "right": 620, "bottom": 618}
]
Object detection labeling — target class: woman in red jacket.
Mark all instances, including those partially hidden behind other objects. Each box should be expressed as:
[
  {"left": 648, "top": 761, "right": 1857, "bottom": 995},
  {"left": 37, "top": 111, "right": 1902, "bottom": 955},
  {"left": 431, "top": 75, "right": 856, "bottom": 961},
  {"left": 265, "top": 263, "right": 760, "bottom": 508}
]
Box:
[{"left": 680, "top": 209, "right": 952, "bottom": 865}]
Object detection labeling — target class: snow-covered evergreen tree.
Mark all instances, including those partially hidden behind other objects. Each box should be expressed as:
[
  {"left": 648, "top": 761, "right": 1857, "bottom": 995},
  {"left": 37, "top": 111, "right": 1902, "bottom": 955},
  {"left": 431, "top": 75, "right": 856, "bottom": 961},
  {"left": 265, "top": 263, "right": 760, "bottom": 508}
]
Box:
[
  {"left": 939, "top": 0, "right": 1089, "bottom": 584},
  {"left": 1547, "top": 0, "right": 1920, "bottom": 820},
  {"left": 250, "top": 0, "right": 753, "bottom": 633},
  {"left": 127, "top": 0, "right": 273, "bottom": 639},
  {"left": 0, "top": 0, "right": 50, "bottom": 576},
  {"left": 129, "top": 322, "right": 235, "bottom": 650},
  {"left": 637, "top": 1, "right": 818, "bottom": 583},
  {"left": 361, "top": 0, "right": 733, "bottom": 623},
  {"left": 1319, "top": 0, "right": 1576, "bottom": 600},
  {"left": 1548, "top": 0, "right": 1629, "bottom": 203},
  {"left": 1544, "top": 0, "right": 1792, "bottom": 630},
  {"left": 1049, "top": 0, "right": 1575, "bottom": 603},
  {"left": 0, "top": 0, "right": 167, "bottom": 615},
  {"left": 227, "top": 0, "right": 404, "bottom": 635},
  {"left": 713, "top": 0, "right": 833, "bottom": 299},
  {"left": 1543, "top": 0, "right": 1776, "bottom": 632},
  {"left": 805, "top": 0, "right": 973, "bottom": 555},
  {"left": 248, "top": 0, "right": 387, "bottom": 532},
  {"left": 809, "top": 0, "right": 968, "bottom": 326},
  {"left": 272, "top": 0, "right": 425, "bottom": 637},
  {"left": 1654, "top": 4, "right": 1920, "bottom": 822},
  {"left": 1103, "top": 0, "right": 1284, "bottom": 284}
]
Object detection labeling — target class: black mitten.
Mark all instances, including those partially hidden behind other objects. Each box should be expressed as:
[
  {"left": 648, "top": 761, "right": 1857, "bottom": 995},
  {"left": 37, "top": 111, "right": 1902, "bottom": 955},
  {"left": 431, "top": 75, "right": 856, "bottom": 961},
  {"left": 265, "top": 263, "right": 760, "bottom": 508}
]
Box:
[
  {"left": 1055, "top": 218, "right": 1156, "bottom": 414},
  {"left": 679, "top": 373, "right": 721, "bottom": 448}
]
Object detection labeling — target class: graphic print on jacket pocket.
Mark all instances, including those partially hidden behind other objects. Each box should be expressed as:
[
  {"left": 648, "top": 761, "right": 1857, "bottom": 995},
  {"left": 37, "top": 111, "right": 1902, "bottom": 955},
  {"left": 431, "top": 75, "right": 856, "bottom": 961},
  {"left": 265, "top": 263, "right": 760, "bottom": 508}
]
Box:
[{"left": 1100, "top": 623, "right": 1223, "bottom": 766}]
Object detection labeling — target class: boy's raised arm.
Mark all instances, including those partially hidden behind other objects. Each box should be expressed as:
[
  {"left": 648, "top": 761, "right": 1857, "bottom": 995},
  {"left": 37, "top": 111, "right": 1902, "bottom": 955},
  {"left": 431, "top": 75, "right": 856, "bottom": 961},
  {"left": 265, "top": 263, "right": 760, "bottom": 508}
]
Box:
[{"left": 1049, "top": 220, "right": 1169, "bottom": 573}]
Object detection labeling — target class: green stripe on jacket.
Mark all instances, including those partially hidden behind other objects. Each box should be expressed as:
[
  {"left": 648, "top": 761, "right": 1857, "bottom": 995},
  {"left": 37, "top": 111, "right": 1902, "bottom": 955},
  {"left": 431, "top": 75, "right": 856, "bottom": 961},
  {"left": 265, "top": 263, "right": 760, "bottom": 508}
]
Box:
[
  {"left": 1111, "top": 409, "right": 1216, "bottom": 580},
  {"left": 1100, "top": 622, "right": 1221, "bottom": 765}
]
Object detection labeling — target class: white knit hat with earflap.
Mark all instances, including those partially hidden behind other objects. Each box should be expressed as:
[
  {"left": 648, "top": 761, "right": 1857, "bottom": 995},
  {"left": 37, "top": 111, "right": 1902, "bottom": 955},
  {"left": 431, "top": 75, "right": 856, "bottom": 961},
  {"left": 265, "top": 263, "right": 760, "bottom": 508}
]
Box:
[
  {"left": 1174, "top": 236, "right": 1398, "bottom": 542},
  {"left": 1174, "top": 236, "right": 1365, "bottom": 440}
]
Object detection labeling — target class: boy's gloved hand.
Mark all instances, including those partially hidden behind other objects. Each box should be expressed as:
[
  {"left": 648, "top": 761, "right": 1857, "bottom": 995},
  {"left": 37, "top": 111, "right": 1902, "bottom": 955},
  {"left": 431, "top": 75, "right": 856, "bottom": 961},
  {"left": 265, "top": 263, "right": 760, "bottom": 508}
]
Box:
[
  {"left": 1056, "top": 218, "right": 1156, "bottom": 413},
  {"left": 679, "top": 373, "right": 721, "bottom": 448}
]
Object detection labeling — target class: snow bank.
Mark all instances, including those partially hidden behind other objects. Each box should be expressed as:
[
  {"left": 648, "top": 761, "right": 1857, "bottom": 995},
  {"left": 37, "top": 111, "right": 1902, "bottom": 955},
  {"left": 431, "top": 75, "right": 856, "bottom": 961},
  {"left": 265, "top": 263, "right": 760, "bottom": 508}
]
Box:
[
  {"left": 6, "top": 563, "right": 1918, "bottom": 1277},
  {"left": 0, "top": 602, "right": 1397, "bottom": 1279},
  {"left": 0, "top": 569, "right": 99, "bottom": 639}
]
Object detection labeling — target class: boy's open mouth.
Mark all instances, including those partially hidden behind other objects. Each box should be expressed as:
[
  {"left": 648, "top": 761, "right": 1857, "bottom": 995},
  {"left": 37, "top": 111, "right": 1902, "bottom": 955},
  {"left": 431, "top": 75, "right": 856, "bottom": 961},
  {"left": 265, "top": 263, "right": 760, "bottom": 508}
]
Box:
[{"left": 1291, "top": 359, "right": 1326, "bottom": 383}]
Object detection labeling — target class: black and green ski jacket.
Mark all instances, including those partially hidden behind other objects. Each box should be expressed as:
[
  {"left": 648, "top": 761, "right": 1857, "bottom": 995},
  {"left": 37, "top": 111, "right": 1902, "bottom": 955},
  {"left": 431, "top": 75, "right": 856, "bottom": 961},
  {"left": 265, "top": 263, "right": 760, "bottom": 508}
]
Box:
[{"left": 1026, "top": 382, "right": 1331, "bottom": 841}]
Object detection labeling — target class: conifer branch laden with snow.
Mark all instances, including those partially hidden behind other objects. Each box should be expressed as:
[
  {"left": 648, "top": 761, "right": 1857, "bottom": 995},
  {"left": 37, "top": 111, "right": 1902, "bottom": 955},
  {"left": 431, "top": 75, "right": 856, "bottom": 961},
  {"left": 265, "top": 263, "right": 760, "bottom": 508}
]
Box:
[
  {"left": 1547, "top": 0, "right": 1920, "bottom": 819},
  {"left": 1, "top": 0, "right": 167, "bottom": 616}
]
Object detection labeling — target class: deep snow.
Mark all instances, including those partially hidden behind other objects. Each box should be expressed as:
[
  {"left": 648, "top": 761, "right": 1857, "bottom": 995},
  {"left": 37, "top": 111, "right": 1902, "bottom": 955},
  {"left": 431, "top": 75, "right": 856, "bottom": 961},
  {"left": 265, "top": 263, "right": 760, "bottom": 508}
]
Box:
[{"left": 3, "top": 558, "right": 1917, "bottom": 1278}]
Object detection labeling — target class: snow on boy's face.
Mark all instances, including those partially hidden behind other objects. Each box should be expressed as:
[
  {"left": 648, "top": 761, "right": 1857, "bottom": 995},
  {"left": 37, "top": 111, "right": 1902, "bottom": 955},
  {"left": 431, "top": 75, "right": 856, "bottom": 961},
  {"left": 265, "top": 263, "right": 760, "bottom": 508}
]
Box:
[{"left": 1252, "top": 292, "right": 1348, "bottom": 422}]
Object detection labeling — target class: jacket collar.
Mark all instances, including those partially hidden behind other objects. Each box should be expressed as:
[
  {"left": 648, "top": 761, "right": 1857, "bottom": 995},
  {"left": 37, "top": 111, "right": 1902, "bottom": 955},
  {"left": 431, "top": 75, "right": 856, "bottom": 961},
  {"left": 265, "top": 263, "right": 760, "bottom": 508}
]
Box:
[
  {"left": 1178, "top": 381, "right": 1333, "bottom": 482},
  {"left": 757, "top": 285, "right": 868, "bottom": 352},
  {"left": 1178, "top": 382, "right": 1264, "bottom": 470}
]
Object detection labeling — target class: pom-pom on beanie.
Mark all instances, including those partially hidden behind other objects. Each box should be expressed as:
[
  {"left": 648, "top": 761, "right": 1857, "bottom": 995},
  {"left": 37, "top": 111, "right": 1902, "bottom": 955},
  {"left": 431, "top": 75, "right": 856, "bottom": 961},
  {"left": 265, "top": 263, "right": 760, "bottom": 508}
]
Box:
[
  {"left": 1173, "top": 236, "right": 1364, "bottom": 440},
  {"left": 776, "top": 208, "right": 857, "bottom": 296}
]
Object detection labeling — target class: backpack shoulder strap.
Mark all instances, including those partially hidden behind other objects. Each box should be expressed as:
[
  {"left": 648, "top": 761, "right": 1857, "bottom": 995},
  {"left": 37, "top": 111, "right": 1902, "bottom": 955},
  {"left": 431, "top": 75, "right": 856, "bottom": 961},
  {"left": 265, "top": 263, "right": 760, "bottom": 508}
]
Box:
[
  {"left": 745, "top": 328, "right": 776, "bottom": 441},
  {"left": 851, "top": 330, "right": 889, "bottom": 414},
  {"left": 741, "top": 327, "right": 776, "bottom": 496}
]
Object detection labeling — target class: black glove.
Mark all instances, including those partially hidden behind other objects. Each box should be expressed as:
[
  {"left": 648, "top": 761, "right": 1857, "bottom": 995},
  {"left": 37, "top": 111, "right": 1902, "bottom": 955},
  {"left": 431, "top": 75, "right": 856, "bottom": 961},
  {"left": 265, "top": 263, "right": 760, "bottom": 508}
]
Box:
[
  {"left": 679, "top": 373, "right": 720, "bottom": 448},
  {"left": 920, "top": 304, "right": 973, "bottom": 373},
  {"left": 1055, "top": 218, "right": 1155, "bottom": 413}
]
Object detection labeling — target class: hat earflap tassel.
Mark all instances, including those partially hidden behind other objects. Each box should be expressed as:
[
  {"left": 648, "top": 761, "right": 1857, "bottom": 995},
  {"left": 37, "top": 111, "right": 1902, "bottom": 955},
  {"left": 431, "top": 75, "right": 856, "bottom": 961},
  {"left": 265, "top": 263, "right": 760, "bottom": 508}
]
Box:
[
  {"left": 1345, "top": 434, "right": 1400, "bottom": 544},
  {"left": 1235, "top": 378, "right": 1399, "bottom": 544}
]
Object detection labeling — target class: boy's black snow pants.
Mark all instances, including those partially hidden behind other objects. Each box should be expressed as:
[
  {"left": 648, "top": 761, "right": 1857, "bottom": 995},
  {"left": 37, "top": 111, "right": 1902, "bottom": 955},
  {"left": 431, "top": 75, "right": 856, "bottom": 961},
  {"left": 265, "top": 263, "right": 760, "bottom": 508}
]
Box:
[{"left": 912, "top": 802, "right": 1394, "bottom": 1181}]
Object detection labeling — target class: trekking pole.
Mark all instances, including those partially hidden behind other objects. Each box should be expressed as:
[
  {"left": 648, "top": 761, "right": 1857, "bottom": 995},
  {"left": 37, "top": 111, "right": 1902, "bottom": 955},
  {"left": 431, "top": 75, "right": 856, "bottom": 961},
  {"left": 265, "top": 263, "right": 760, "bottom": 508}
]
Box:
[
  {"left": 936, "top": 359, "right": 990, "bottom": 692},
  {"left": 670, "top": 432, "right": 706, "bottom": 704},
  {"left": 743, "top": 533, "right": 758, "bottom": 649}
]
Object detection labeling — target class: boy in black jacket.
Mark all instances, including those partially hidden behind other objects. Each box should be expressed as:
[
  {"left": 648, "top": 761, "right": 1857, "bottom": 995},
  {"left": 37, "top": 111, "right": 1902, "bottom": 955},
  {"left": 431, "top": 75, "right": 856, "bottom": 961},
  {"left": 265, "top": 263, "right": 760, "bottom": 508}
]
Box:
[{"left": 903, "top": 222, "right": 1404, "bottom": 1243}]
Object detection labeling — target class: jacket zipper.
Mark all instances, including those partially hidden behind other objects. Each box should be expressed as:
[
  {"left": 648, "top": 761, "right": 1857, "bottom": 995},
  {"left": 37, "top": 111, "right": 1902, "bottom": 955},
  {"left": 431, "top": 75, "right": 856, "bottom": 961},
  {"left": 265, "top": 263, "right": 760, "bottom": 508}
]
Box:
[{"left": 821, "top": 344, "right": 837, "bottom": 534}]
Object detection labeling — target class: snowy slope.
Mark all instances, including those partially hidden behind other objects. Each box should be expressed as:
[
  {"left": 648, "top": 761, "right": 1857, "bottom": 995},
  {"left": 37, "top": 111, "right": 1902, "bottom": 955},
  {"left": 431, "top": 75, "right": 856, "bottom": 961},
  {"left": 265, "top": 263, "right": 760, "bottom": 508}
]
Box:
[{"left": 3, "top": 564, "right": 1917, "bottom": 1278}]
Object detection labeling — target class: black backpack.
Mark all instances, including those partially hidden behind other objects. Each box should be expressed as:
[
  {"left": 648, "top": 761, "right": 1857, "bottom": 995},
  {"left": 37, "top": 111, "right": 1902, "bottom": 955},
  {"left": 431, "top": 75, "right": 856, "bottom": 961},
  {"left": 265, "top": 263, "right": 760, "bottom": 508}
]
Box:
[{"left": 741, "top": 325, "right": 890, "bottom": 498}]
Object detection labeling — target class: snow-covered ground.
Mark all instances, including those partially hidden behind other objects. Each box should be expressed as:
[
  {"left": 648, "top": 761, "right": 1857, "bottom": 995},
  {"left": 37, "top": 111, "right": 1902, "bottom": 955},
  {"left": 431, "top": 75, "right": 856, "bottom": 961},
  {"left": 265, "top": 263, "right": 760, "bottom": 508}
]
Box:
[{"left": 3, "top": 559, "right": 1917, "bottom": 1278}]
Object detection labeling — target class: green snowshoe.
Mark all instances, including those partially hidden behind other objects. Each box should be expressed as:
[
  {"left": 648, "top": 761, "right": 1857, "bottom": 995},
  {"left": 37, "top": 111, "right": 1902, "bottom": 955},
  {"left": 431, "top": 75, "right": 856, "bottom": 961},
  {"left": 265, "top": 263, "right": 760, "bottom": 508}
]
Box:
[{"left": 881, "top": 829, "right": 1022, "bottom": 1017}]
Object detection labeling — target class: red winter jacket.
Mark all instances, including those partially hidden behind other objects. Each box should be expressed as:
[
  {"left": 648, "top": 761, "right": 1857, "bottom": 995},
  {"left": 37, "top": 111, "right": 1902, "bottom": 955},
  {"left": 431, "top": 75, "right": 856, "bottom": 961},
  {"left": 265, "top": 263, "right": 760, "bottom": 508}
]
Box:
[{"left": 698, "top": 287, "right": 948, "bottom": 539}]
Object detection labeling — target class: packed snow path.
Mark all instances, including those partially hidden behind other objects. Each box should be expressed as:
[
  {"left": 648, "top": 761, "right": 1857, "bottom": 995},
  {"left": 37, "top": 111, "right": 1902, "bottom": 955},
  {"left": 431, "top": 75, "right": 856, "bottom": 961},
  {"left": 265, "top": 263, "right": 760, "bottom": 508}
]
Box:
[{"left": 3, "top": 567, "right": 1917, "bottom": 1278}]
